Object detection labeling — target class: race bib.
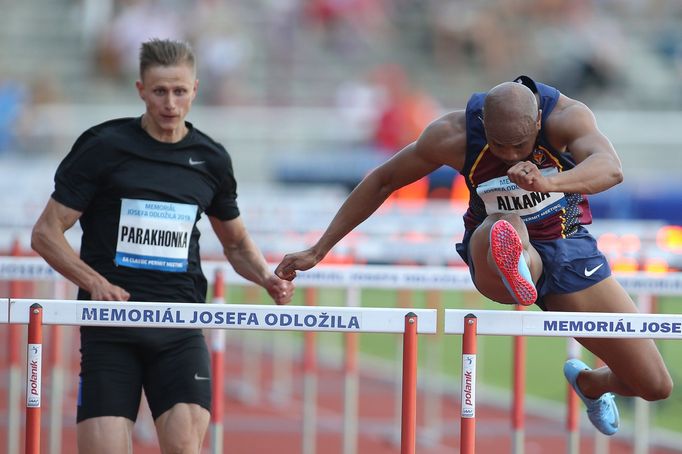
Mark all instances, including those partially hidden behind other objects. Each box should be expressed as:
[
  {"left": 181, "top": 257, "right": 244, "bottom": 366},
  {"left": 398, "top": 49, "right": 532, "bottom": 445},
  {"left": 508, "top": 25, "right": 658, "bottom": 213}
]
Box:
[
  {"left": 115, "top": 199, "right": 198, "bottom": 272},
  {"left": 476, "top": 167, "right": 566, "bottom": 223}
]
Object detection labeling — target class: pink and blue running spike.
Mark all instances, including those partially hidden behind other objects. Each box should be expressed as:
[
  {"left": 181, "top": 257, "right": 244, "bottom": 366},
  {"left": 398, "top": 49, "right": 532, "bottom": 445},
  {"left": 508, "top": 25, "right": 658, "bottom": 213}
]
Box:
[{"left": 489, "top": 220, "right": 537, "bottom": 306}]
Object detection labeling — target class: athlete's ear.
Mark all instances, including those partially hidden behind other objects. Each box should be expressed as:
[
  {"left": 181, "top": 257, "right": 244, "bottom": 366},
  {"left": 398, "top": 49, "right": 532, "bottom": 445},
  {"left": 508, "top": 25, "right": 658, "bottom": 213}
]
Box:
[
  {"left": 192, "top": 79, "right": 199, "bottom": 100},
  {"left": 135, "top": 80, "right": 145, "bottom": 101},
  {"left": 536, "top": 109, "right": 542, "bottom": 130}
]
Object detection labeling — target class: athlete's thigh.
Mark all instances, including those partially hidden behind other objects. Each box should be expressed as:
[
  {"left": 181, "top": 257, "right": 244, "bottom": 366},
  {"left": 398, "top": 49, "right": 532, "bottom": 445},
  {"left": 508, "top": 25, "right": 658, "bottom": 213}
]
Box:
[
  {"left": 544, "top": 277, "right": 667, "bottom": 385},
  {"left": 78, "top": 333, "right": 144, "bottom": 423},
  {"left": 142, "top": 329, "right": 211, "bottom": 420}
]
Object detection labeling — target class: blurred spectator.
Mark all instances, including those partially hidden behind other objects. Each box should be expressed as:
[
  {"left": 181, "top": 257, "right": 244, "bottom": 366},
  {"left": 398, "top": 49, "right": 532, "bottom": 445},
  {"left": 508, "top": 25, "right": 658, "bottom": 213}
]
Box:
[
  {"left": 370, "top": 64, "right": 440, "bottom": 154},
  {"left": 0, "top": 78, "right": 28, "bottom": 154},
  {"left": 304, "top": 0, "right": 391, "bottom": 56},
  {"left": 530, "top": 1, "right": 626, "bottom": 102},
  {"left": 15, "top": 75, "right": 66, "bottom": 155},
  {"left": 93, "top": 0, "right": 185, "bottom": 81},
  {"left": 334, "top": 76, "right": 383, "bottom": 139},
  {"left": 427, "top": 1, "right": 530, "bottom": 85},
  {"left": 189, "top": 1, "right": 251, "bottom": 105},
  {"left": 427, "top": 1, "right": 478, "bottom": 73}
]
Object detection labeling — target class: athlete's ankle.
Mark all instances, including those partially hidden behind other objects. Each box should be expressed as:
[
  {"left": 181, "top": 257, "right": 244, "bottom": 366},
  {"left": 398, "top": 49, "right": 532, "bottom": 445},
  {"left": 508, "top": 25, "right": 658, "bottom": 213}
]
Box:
[{"left": 577, "top": 371, "right": 601, "bottom": 400}]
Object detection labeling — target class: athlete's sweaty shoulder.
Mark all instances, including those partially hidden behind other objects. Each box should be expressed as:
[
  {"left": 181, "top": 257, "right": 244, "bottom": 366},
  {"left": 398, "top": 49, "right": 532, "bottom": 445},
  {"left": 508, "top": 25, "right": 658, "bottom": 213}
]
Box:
[
  {"left": 543, "top": 94, "right": 599, "bottom": 152},
  {"left": 414, "top": 110, "right": 467, "bottom": 172}
]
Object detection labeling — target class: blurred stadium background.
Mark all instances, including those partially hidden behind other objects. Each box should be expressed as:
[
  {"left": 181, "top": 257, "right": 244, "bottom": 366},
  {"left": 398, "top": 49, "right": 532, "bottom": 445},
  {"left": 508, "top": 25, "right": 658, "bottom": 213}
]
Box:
[
  {"left": 1, "top": 0, "right": 681, "bottom": 270},
  {"left": 1, "top": 1, "right": 682, "bottom": 452}
]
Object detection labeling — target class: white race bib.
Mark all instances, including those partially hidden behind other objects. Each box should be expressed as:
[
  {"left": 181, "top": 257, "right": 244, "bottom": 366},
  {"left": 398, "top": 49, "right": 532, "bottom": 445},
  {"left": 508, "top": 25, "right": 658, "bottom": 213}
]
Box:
[
  {"left": 115, "top": 199, "right": 198, "bottom": 272},
  {"left": 476, "top": 167, "right": 566, "bottom": 223}
]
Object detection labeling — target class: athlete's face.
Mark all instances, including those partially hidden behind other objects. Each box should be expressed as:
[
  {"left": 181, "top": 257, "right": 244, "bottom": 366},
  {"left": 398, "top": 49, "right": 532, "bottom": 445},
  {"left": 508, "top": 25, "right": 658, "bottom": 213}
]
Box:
[
  {"left": 484, "top": 111, "right": 541, "bottom": 166},
  {"left": 136, "top": 64, "right": 198, "bottom": 142}
]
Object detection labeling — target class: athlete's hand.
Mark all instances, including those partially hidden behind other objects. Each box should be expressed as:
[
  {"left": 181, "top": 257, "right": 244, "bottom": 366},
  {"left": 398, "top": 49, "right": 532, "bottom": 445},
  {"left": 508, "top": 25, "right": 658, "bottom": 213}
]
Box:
[
  {"left": 89, "top": 279, "right": 131, "bottom": 301},
  {"left": 507, "top": 162, "right": 552, "bottom": 193},
  {"left": 275, "top": 249, "right": 320, "bottom": 281},
  {"left": 264, "top": 274, "right": 295, "bottom": 305}
]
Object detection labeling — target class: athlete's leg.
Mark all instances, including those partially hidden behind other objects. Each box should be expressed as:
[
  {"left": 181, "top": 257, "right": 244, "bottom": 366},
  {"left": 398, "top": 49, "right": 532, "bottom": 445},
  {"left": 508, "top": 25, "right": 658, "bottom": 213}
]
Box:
[
  {"left": 77, "top": 331, "right": 143, "bottom": 453},
  {"left": 545, "top": 277, "right": 673, "bottom": 401},
  {"left": 155, "top": 403, "right": 210, "bottom": 454},
  {"left": 468, "top": 213, "right": 543, "bottom": 304},
  {"left": 144, "top": 329, "right": 212, "bottom": 453},
  {"left": 77, "top": 416, "right": 134, "bottom": 454}
]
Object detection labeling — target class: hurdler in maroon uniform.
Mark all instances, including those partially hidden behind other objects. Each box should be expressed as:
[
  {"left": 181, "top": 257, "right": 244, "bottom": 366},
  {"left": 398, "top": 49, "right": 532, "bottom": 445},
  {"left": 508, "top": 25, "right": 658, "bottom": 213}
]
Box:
[
  {"left": 276, "top": 75, "right": 673, "bottom": 436},
  {"left": 462, "top": 75, "right": 591, "bottom": 240}
]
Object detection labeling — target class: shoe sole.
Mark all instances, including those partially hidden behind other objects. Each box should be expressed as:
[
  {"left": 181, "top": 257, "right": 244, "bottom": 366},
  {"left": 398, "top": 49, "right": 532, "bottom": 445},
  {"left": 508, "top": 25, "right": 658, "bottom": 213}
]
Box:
[{"left": 490, "top": 220, "right": 537, "bottom": 306}]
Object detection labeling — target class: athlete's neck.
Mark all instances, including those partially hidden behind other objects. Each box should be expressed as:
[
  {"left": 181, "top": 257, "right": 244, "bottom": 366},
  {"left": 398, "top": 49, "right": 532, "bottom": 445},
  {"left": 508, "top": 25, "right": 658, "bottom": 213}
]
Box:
[{"left": 140, "top": 115, "right": 188, "bottom": 143}]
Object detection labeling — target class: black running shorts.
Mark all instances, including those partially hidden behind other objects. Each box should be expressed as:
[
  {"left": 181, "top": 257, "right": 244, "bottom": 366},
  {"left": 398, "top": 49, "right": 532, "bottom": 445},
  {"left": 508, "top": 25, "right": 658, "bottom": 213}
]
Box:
[{"left": 77, "top": 326, "right": 212, "bottom": 422}]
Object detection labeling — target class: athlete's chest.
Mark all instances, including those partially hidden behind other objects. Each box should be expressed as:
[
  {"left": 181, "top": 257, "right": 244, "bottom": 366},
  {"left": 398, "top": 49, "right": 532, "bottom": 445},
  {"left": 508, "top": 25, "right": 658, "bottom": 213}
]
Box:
[
  {"left": 103, "top": 152, "right": 220, "bottom": 209},
  {"left": 469, "top": 146, "right": 568, "bottom": 223}
]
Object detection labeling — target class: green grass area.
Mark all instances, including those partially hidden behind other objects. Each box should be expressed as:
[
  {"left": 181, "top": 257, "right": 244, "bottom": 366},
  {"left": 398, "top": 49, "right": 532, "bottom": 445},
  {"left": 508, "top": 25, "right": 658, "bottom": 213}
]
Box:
[{"left": 219, "top": 285, "right": 682, "bottom": 434}]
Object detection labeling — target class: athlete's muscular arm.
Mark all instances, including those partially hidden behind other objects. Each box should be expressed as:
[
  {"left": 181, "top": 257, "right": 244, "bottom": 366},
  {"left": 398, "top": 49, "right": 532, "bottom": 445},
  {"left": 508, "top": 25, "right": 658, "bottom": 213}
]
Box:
[
  {"left": 521, "top": 96, "right": 623, "bottom": 194},
  {"left": 31, "top": 198, "right": 130, "bottom": 301},
  {"left": 275, "top": 111, "right": 467, "bottom": 281},
  {"left": 209, "top": 216, "right": 293, "bottom": 305}
]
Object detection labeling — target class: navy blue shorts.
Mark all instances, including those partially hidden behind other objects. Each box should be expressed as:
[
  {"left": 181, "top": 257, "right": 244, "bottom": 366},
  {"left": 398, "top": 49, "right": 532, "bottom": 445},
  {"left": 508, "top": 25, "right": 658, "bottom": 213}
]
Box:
[
  {"left": 77, "top": 327, "right": 212, "bottom": 422},
  {"left": 456, "top": 226, "right": 611, "bottom": 310}
]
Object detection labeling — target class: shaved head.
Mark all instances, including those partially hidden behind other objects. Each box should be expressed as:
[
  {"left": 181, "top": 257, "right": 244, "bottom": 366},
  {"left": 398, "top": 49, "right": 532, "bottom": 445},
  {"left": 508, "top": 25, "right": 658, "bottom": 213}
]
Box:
[{"left": 483, "top": 82, "right": 539, "bottom": 144}]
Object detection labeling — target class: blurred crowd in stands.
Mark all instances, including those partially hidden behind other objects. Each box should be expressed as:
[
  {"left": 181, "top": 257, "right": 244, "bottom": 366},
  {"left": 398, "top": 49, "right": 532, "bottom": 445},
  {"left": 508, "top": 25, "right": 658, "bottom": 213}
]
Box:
[
  {"left": 2, "top": 0, "right": 680, "bottom": 149},
  {"left": 3, "top": 0, "right": 675, "bottom": 106},
  {"left": 1, "top": 0, "right": 682, "bottom": 224},
  {"left": 83, "top": 0, "right": 682, "bottom": 107}
]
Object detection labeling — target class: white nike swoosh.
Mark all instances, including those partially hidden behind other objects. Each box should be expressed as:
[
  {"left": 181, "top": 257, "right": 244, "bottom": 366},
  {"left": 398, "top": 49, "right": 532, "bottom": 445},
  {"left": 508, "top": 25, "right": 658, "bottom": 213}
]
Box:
[
  {"left": 189, "top": 158, "right": 205, "bottom": 166},
  {"left": 194, "top": 373, "right": 210, "bottom": 381},
  {"left": 584, "top": 263, "right": 604, "bottom": 277}
]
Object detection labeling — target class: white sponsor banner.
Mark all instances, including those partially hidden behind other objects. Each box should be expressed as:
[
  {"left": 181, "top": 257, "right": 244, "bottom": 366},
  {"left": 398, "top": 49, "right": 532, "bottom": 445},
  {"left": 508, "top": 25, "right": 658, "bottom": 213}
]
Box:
[
  {"left": 9, "top": 299, "right": 437, "bottom": 334},
  {"left": 445, "top": 309, "right": 682, "bottom": 339}
]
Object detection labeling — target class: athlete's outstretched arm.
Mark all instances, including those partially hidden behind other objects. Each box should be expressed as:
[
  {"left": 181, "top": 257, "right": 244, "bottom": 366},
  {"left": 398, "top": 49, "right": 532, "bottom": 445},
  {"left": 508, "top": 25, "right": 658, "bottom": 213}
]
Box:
[
  {"left": 31, "top": 198, "right": 130, "bottom": 301},
  {"left": 209, "top": 215, "right": 293, "bottom": 305},
  {"left": 275, "top": 112, "right": 467, "bottom": 281}
]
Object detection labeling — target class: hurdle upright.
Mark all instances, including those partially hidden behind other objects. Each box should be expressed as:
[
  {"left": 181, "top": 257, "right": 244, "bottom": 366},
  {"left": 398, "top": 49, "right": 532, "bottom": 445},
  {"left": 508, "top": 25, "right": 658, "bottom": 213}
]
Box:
[
  {"left": 445, "top": 308, "right": 682, "bottom": 454},
  {"left": 9, "top": 298, "right": 437, "bottom": 454}
]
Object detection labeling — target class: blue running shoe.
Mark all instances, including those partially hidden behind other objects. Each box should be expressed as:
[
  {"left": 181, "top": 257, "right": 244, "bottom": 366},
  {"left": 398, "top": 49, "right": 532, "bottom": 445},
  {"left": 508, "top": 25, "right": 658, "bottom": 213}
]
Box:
[
  {"left": 564, "top": 359, "right": 620, "bottom": 436},
  {"left": 489, "top": 220, "right": 537, "bottom": 306}
]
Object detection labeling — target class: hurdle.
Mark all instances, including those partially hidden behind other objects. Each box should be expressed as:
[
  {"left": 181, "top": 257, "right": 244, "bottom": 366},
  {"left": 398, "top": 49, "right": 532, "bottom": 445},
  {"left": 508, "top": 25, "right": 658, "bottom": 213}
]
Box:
[
  {"left": 210, "top": 269, "right": 226, "bottom": 454},
  {"left": 445, "top": 308, "right": 682, "bottom": 454},
  {"left": 3, "top": 257, "right": 682, "bottom": 452},
  {"left": 8, "top": 298, "right": 436, "bottom": 454}
]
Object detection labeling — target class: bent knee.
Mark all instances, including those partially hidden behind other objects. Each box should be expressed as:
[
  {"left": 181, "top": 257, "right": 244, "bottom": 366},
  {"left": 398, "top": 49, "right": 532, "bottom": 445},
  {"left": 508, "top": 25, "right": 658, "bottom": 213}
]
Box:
[{"left": 638, "top": 373, "right": 673, "bottom": 402}]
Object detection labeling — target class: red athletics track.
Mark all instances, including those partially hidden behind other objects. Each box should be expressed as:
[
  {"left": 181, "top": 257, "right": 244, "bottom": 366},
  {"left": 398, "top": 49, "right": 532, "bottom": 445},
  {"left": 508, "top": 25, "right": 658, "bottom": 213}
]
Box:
[{"left": 2, "top": 327, "right": 682, "bottom": 454}]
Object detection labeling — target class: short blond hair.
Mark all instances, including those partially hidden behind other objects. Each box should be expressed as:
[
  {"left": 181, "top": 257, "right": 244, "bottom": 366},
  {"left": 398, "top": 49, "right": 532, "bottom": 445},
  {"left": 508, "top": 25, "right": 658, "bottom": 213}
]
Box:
[{"left": 139, "top": 38, "right": 196, "bottom": 78}]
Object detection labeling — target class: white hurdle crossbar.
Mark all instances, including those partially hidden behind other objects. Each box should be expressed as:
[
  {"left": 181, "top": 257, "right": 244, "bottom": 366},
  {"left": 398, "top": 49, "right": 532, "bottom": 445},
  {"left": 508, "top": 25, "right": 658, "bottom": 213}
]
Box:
[
  {"left": 9, "top": 299, "right": 437, "bottom": 333},
  {"left": 445, "top": 308, "right": 682, "bottom": 454},
  {"left": 10, "top": 299, "right": 436, "bottom": 454},
  {"left": 445, "top": 309, "right": 682, "bottom": 339},
  {"left": 4, "top": 258, "right": 682, "bottom": 453}
]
